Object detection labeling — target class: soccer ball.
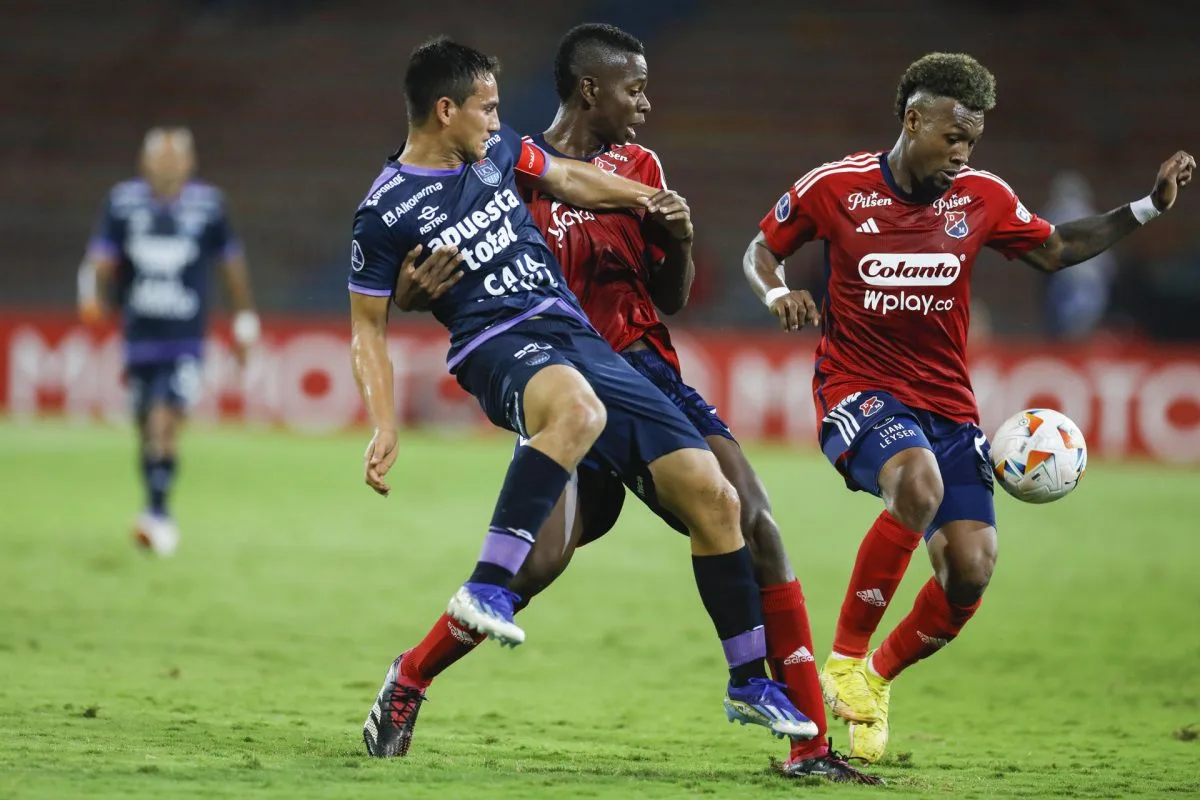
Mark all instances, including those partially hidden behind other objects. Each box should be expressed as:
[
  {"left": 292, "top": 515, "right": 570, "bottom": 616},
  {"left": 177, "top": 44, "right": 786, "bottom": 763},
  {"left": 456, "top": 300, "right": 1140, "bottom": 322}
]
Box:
[{"left": 990, "top": 408, "right": 1087, "bottom": 504}]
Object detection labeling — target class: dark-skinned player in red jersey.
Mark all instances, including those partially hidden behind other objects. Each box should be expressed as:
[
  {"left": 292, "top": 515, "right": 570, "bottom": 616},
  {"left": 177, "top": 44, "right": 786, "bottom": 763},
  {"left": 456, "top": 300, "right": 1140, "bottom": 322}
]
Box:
[
  {"left": 389, "top": 24, "right": 880, "bottom": 785},
  {"left": 744, "top": 52, "right": 1194, "bottom": 763}
]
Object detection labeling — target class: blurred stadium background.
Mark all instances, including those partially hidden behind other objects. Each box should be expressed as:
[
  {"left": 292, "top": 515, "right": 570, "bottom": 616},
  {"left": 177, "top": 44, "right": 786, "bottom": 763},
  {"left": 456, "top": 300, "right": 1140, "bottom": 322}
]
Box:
[{"left": 3, "top": 0, "right": 1199, "bottom": 461}]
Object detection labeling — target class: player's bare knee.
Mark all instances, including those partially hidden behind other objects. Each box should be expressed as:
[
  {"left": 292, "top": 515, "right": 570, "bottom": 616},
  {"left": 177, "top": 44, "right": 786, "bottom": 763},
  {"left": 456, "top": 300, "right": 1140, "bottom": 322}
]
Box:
[
  {"left": 535, "top": 391, "right": 606, "bottom": 465},
  {"left": 944, "top": 543, "right": 996, "bottom": 605},
  {"left": 553, "top": 391, "right": 607, "bottom": 448},
  {"left": 743, "top": 506, "right": 792, "bottom": 585},
  {"left": 891, "top": 469, "right": 943, "bottom": 532},
  {"left": 144, "top": 406, "right": 176, "bottom": 458},
  {"left": 689, "top": 476, "right": 742, "bottom": 549},
  {"left": 714, "top": 477, "right": 741, "bottom": 527}
]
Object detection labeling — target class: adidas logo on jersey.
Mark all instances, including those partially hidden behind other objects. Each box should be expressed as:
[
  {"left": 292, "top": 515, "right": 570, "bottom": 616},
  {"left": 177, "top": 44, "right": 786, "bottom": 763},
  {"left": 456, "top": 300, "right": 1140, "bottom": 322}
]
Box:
[
  {"left": 854, "top": 218, "right": 881, "bottom": 234},
  {"left": 784, "top": 646, "right": 814, "bottom": 665},
  {"left": 856, "top": 588, "right": 887, "bottom": 607}
]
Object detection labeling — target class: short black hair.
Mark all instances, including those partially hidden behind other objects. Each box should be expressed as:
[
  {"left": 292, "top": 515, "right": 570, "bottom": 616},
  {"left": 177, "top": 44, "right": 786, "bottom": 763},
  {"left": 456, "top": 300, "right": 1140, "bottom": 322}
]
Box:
[
  {"left": 553, "top": 23, "right": 645, "bottom": 102},
  {"left": 894, "top": 53, "right": 996, "bottom": 119},
  {"left": 404, "top": 37, "right": 500, "bottom": 124}
]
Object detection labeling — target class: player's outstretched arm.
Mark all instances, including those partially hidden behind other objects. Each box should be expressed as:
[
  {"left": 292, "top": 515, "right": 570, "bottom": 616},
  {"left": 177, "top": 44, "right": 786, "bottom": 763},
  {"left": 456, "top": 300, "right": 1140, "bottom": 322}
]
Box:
[
  {"left": 742, "top": 231, "right": 820, "bottom": 332},
  {"left": 531, "top": 155, "right": 656, "bottom": 211},
  {"left": 349, "top": 292, "right": 399, "bottom": 496},
  {"left": 644, "top": 190, "right": 695, "bottom": 314},
  {"left": 221, "top": 250, "right": 259, "bottom": 365},
  {"left": 1021, "top": 151, "right": 1194, "bottom": 273}
]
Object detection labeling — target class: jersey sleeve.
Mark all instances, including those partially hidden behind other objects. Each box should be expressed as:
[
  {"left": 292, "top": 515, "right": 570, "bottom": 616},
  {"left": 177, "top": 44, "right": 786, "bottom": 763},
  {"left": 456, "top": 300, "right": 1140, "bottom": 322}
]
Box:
[
  {"left": 86, "top": 190, "right": 124, "bottom": 261},
  {"left": 497, "top": 125, "right": 548, "bottom": 181},
  {"left": 209, "top": 192, "right": 244, "bottom": 261},
  {"left": 638, "top": 149, "right": 668, "bottom": 262},
  {"left": 348, "top": 209, "right": 402, "bottom": 298},
  {"left": 758, "top": 178, "right": 823, "bottom": 258},
  {"left": 985, "top": 184, "right": 1054, "bottom": 259}
]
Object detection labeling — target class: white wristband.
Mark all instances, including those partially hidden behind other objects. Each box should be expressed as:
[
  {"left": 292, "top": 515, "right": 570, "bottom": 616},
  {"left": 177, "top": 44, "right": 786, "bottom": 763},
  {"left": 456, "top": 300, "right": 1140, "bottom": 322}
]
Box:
[
  {"left": 764, "top": 286, "right": 791, "bottom": 308},
  {"left": 1129, "top": 195, "right": 1161, "bottom": 225},
  {"left": 77, "top": 261, "right": 97, "bottom": 304},
  {"left": 233, "top": 310, "right": 261, "bottom": 346}
]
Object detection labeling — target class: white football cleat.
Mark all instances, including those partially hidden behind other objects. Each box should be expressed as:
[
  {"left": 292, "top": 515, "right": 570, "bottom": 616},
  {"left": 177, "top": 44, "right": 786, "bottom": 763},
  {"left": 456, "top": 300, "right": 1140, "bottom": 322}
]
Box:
[{"left": 133, "top": 511, "right": 179, "bottom": 557}]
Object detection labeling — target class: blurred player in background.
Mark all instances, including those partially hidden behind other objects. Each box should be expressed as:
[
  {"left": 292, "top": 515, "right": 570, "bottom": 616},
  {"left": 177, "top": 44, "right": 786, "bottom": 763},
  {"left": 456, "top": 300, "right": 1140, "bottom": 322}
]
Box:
[
  {"left": 388, "top": 24, "right": 877, "bottom": 784},
  {"left": 77, "top": 127, "right": 259, "bottom": 556},
  {"left": 351, "top": 37, "right": 814, "bottom": 759},
  {"left": 744, "top": 52, "right": 1194, "bottom": 762}
]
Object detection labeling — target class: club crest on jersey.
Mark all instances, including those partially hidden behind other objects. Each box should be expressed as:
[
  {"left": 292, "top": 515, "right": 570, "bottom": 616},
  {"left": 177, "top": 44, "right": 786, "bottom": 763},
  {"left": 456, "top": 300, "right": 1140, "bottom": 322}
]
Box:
[
  {"left": 592, "top": 157, "right": 617, "bottom": 174},
  {"left": 472, "top": 158, "right": 502, "bottom": 187},
  {"left": 858, "top": 395, "right": 884, "bottom": 417},
  {"left": 944, "top": 210, "right": 969, "bottom": 239},
  {"left": 775, "top": 192, "right": 792, "bottom": 223}
]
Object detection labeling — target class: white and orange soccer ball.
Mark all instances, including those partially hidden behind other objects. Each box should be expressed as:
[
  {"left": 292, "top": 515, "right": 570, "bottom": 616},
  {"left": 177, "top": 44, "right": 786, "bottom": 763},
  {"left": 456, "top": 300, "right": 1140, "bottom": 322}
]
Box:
[{"left": 990, "top": 408, "right": 1088, "bottom": 504}]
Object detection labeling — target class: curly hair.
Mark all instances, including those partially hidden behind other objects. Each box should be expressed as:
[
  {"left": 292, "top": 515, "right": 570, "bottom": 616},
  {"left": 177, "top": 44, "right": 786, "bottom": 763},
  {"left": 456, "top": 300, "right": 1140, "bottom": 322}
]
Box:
[
  {"left": 554, "top": 23, "right": 645, "bottom": 101},
  {"left": 894, "top": 53, "right": 996, "bottom": 119}
]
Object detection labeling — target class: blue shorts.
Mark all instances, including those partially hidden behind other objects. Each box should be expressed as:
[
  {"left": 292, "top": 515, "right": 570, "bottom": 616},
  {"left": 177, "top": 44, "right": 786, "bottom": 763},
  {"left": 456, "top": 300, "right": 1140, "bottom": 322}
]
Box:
[
  {"left": 457, "top": 312, "right": 710, "bottom": 506},
  {"left": 506, "top": 343, "right": 719, "bottom": 545},
  {"left": 819, "top": 390, "right": 995, "bottom": 540},
  {"left": 622, "top": 348, "right": 733, "bottom": 442},
  {"left": 126, "top": 356, "right": 202, "bottom": 420}
]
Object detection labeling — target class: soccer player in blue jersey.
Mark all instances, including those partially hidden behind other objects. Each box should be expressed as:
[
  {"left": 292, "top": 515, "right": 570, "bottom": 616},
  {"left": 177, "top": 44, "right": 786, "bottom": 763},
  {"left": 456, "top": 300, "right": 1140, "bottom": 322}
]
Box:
[
  {"left": 351, "top": 38, "right": 813, "bottom": 758},
  {"left": 77, "top": 127, "right": 259, "bottom": 556}
]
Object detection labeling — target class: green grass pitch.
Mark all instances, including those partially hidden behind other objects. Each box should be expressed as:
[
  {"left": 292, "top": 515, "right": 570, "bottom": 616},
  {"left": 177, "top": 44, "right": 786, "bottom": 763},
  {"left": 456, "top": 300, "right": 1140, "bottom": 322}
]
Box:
[{"left": 1, "top": 421, "right": 1197, "bottom": 798}]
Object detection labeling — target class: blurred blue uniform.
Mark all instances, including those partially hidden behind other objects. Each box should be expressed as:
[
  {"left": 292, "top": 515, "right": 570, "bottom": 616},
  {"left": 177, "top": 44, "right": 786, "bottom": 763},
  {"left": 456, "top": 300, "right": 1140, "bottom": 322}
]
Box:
[{"left": 89, "top": 179, "right": 240, "bottom": 415}]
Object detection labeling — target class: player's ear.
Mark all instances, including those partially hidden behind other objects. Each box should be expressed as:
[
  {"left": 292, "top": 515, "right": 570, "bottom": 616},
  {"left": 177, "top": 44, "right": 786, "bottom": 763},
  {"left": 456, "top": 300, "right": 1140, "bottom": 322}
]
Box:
[
  {"left": 580, "top": 76, "right": 598, "bottom": 108},
  {"left": 434, "top": 96, "right": 456, "bottom": 127},
  {"left": 903, "top": 107, "right": 922, "bottom": 137}
]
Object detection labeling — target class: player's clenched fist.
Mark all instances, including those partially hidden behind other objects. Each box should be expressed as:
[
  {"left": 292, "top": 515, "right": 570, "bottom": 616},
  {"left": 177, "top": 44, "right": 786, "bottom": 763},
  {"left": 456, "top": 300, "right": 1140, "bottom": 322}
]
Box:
[
  {"left": 770, "top": 289, "right": 820, "bottom": 332},
  {"left": 1151, "top": 150, "right": 1195, "bottom": 212}
]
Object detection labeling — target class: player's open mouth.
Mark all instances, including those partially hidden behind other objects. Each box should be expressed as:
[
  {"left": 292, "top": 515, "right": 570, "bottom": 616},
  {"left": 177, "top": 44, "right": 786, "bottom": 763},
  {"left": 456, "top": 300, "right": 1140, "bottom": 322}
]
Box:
[{"left": 940, "top": 169, "right": 959, "bottom": 180}]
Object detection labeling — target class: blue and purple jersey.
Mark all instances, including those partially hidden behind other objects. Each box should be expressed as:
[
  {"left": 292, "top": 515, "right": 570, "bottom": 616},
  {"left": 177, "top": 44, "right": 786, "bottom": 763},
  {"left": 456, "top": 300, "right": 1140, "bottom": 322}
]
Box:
[
  {"left": 88, "top": 179, "right": 241, "bottom": 365},
  {"left": 348, "top": 125, "right": 588, "bottom": 371}
]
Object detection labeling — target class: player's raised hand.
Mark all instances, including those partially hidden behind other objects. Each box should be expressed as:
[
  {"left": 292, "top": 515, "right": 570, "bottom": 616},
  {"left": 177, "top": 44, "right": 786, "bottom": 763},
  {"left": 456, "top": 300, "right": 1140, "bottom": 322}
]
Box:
[
  {"left": 364, "top": 427, "right": 399, "bottom": 496},
  {"left": 644, "top": 190, "right": 694, "bottom": 241},
  {"left": 1151, "top": 151, "right": 1195, "bottom": 212},
  {"left": 393, "top": 244, "right": 465, "bottom": 311},
  {"left": 770, "top": 289, "right": 820, "bottom": 332}
]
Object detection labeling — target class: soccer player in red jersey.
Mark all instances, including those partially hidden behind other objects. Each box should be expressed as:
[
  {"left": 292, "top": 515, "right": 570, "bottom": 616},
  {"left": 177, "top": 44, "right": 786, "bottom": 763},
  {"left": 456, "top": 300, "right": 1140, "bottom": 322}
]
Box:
[
  {"left": 745, "top": 52, "right": 1194, "bottom": 763},
  {"left": 388, "top": 25, "right": 879, "bottom": 784}
]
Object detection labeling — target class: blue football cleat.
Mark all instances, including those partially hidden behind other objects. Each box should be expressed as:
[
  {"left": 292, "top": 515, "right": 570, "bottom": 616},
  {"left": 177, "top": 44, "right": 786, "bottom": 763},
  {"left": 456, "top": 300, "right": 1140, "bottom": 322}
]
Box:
[
  {"left": 724, "top": 677, "right": 819, "bottom": 739},
  {"left": 447, "top": 582, "right": 525, "bottom": 647}
]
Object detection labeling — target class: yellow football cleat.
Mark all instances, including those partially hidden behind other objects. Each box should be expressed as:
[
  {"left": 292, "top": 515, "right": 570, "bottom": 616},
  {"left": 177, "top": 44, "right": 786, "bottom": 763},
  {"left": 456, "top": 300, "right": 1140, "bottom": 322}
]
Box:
[
  {"left": 819, "top": 653, "right": 878, "bottom": 723},
  {"left": 846, "top": 719, "right": 889, "bottom": 764},
  {"left": 845, "top": 651, "right": 893, "bottom": 764}
]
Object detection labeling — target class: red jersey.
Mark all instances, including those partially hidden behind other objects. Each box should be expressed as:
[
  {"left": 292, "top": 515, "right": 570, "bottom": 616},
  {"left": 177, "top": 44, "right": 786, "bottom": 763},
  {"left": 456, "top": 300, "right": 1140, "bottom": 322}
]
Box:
[
  {"left": 522, "top": 134, "right": 679, "bottom": 372},
  {"left": 760, "top": 151, "right": 1053, "bottom": 424}
]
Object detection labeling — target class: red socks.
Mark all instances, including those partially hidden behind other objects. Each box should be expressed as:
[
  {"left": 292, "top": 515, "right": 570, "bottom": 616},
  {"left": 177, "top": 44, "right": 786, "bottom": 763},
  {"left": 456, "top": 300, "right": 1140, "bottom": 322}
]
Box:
[
  {"left": 871, "top": 576, "right": 980, "bottom": 680},
  {"left": 761, "top": 580, "right": 830, "bottom": 761},
  {"left": 401, "top": 613, "right": 485, "bottom": 685},
  {"left": 832, "top": 511, "right": 924, "bottom": 658}
]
